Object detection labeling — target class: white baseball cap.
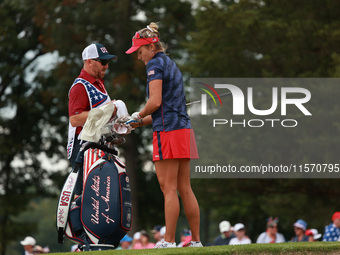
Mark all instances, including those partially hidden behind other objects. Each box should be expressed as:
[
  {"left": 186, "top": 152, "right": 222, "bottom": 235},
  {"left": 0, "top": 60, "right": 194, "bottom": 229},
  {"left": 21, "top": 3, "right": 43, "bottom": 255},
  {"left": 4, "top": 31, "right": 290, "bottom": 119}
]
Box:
[
  {"left": 133, "top": 232, "right": 141, "bottom": 240},
  {"left": 82, "top": 43, "right": 117, "bottom": 60},
  {"left": 305, "top": 229, "right": 322, "bottom": 240},
  {"left": 160, "top": 226, "right": 166, "bottom": 237},
  {"left": 234, "top": 223, "right": 245, "bottom": 232},
  {"left": 219, "top": 221, "right": 231, "bottom": 233},
  {"left": 20, "top": 236, "right": 36, "bottom": 246}
]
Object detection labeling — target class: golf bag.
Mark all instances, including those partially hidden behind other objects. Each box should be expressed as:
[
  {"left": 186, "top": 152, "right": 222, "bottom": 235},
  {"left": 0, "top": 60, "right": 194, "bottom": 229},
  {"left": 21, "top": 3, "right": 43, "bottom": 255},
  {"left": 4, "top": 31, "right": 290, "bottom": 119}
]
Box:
[{"left": 57, "top": 142, "right": 132, "bottom": 250}]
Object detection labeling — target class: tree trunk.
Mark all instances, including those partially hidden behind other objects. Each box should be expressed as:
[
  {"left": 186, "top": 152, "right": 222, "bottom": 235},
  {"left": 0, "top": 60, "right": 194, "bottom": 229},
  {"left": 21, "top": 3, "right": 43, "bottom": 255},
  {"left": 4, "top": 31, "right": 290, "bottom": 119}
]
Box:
[{"left": 123, "top": 132, "right": 140, "bottom": 234}]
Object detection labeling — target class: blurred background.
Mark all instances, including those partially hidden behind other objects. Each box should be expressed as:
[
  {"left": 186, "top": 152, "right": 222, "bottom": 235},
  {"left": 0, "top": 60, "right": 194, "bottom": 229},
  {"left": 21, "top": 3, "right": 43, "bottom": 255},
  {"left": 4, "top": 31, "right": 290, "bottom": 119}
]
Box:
[{"left": 1, "top": 0, "right": 340, "bottom": 254}]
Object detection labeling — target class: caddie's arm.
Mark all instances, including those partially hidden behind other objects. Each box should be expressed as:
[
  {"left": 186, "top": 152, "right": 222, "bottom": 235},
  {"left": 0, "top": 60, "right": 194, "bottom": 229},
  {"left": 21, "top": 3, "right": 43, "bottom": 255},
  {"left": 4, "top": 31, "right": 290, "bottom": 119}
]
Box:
[{"left": 70, "top": 111, "right": 89, "bottom": 127}]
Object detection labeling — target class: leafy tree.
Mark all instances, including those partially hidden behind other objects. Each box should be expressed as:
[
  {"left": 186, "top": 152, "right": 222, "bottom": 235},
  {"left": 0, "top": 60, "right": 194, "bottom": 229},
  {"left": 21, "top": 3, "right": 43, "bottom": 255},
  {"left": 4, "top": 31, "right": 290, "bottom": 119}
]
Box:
[
  {"left": 1, "top": 0, "right": 195, "bottom": 253},
  {"left": 187, "top": 0, "right": 340, "bottom": 77},
  {"left": 0, "top": 1, "right": 67, "bottom": 254}
]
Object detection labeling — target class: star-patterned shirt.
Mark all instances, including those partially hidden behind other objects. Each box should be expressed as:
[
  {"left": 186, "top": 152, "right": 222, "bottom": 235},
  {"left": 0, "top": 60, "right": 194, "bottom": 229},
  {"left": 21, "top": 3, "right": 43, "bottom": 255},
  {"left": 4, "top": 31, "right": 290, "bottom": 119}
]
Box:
[
  {"left": 322, "top": 223, "right": 340, "bottom": 241},
  {"left": 68, "top": 69, "right": 110, "bottom": 134}
]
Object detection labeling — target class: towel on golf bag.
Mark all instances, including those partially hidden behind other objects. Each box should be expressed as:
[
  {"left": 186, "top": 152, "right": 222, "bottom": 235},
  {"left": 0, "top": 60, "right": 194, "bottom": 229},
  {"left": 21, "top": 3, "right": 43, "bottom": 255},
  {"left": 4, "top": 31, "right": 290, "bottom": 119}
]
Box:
[{"left": 65, "top": 147, "right": 132, "bottom": 248}]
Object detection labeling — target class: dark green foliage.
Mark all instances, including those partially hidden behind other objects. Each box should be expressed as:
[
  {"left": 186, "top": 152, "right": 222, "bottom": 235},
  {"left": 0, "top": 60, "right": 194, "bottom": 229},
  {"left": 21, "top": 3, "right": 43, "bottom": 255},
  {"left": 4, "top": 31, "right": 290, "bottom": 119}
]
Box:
[
  {"left": 1, "top": 0, "right": 193, "bottom": 254},
  {"left": 2, "top": 0, "right": 340, "bottom": 253}
]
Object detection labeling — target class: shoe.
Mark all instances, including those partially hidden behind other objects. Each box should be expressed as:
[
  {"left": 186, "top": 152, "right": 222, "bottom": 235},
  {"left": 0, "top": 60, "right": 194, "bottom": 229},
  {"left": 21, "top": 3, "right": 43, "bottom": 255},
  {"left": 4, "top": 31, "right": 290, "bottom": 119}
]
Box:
[
  {"left": 154, "top": 241, "right": 176, "bottom": 248},
  {"left": 186, "top": 241, "right": 203, "bottom": 247}
]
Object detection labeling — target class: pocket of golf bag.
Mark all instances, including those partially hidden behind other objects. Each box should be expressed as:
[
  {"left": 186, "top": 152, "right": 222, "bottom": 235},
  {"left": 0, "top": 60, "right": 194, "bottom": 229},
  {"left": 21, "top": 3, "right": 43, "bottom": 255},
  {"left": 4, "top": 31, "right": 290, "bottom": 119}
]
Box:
[
  {"left": 65, "top": 148, "right": 132, "bottom": 247},
  {"left": 65, "top": 196, "right": 85, "bottom": 245}
]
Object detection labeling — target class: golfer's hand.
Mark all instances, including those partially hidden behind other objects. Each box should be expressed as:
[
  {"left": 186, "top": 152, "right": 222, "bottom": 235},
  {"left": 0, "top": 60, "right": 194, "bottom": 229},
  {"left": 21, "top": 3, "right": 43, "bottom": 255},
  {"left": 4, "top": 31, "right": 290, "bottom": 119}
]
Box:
[{"left": 125, "top": 112, "right": 142, "bottom": 125}]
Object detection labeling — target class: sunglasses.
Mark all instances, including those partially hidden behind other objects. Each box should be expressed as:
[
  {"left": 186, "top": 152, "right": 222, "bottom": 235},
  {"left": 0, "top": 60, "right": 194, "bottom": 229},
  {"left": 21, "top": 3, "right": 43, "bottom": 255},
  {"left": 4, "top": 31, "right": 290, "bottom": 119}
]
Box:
[
  {"left": 92, "top": 58, "right": 109, "bottom": 66},
  {"left": 135, "top": 32, "right": 144, "bottom": 39}
]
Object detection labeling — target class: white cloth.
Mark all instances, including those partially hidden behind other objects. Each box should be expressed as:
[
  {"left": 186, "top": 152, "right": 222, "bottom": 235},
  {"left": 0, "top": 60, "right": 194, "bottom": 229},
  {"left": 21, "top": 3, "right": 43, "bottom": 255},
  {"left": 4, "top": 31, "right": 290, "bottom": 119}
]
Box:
[
  {"left": 112, "top": 100, "right": 133, "bottom": 134},
  {"left": 113, "top": 100, "right": 128, "bottom": 119},
  {"left": 81, "top": 100, "right": 131, "bottom": 142},
  {"left": 256, "top": 232, "right": 285, "bottom": 243},
  {"left": 229, "top": 237, "right": 251, "bottom": 245}
]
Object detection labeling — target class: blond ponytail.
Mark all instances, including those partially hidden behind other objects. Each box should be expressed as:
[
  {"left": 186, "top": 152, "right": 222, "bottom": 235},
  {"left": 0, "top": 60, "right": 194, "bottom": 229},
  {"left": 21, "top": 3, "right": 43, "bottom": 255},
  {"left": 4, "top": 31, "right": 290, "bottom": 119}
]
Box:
[{"left": 136, "top": 22, "right": 167, "bottom": 53}]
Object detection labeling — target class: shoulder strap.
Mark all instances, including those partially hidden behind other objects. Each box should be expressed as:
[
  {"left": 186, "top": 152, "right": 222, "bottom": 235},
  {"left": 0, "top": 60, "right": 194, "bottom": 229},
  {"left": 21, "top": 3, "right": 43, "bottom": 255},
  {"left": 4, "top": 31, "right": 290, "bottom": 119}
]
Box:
[{"left": 56, "top": 150, "right": 85, "bottom": 243}]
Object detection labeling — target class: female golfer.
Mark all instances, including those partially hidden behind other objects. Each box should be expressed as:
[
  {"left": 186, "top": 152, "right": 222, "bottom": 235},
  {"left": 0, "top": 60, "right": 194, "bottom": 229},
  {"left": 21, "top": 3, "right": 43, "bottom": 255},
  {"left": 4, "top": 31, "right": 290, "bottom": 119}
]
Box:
[{"left": 126, "top": 22, "right": 202, "bottom": 248}]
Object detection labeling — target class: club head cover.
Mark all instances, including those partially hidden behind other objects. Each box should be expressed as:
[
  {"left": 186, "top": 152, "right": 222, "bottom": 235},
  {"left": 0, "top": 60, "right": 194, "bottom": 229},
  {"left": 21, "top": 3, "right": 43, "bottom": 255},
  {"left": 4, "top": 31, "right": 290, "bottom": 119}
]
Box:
[{"left": 81, "top": 108, "right": 104, "bottom": 142}]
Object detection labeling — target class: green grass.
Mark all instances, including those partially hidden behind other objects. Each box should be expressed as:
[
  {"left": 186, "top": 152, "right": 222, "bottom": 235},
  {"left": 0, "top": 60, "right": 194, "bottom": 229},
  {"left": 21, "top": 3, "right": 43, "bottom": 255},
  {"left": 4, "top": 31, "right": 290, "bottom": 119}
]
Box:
[{"left": 50, "top": 242, "right": 340, "bottom": 255}]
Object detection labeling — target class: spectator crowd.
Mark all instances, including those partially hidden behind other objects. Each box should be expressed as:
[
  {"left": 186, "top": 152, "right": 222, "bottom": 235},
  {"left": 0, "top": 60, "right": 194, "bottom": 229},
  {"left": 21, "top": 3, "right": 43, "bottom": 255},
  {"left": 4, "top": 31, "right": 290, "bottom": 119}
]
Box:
[
  {"left": 209, "top": 211, "right": 340, "bottom": 246},
  {"left": 20, "top": 211, "right": 340, "bottom": 251},
  {"left": 114, "top": 225, "right": 196, "bottom": 250},
  {"left": 110, "top": 211, "right": 340, "bottom": 249}
]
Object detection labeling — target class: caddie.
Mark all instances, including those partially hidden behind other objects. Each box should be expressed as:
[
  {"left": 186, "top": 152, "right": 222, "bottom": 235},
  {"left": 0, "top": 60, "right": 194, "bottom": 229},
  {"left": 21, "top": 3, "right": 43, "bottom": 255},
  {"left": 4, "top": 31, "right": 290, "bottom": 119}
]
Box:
[{"left": 67, "top": 43, "right": 117, "bottom": 197}]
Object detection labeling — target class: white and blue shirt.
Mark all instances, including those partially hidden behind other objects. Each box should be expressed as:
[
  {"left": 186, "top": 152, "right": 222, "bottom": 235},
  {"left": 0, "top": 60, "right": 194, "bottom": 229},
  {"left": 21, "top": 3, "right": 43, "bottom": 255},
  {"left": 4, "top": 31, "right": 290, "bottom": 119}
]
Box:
[{"left": 322, "top": 223, "right": 340, "bottom": 241}]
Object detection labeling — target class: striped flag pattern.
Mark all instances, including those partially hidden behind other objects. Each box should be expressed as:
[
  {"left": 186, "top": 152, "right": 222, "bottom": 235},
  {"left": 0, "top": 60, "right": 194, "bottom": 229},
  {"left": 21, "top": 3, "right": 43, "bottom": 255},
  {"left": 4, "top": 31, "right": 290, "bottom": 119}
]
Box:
[{"left": 83, "top": 148, "right": 106, "bottom": 188}]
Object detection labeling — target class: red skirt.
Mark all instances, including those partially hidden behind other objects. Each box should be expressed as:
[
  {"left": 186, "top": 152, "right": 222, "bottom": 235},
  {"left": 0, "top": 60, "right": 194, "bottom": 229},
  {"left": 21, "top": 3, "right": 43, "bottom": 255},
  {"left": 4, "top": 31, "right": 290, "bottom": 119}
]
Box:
[{"left": 152, "top": 128, "right": 199, "bottom": 161}]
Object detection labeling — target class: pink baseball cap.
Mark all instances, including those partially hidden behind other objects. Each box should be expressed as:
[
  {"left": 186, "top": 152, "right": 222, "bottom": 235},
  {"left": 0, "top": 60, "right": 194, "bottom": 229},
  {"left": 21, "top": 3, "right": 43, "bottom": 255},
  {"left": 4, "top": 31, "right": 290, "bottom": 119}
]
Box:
[{"left": 126, "top": 32, "right": 159, "bottom": 54}]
